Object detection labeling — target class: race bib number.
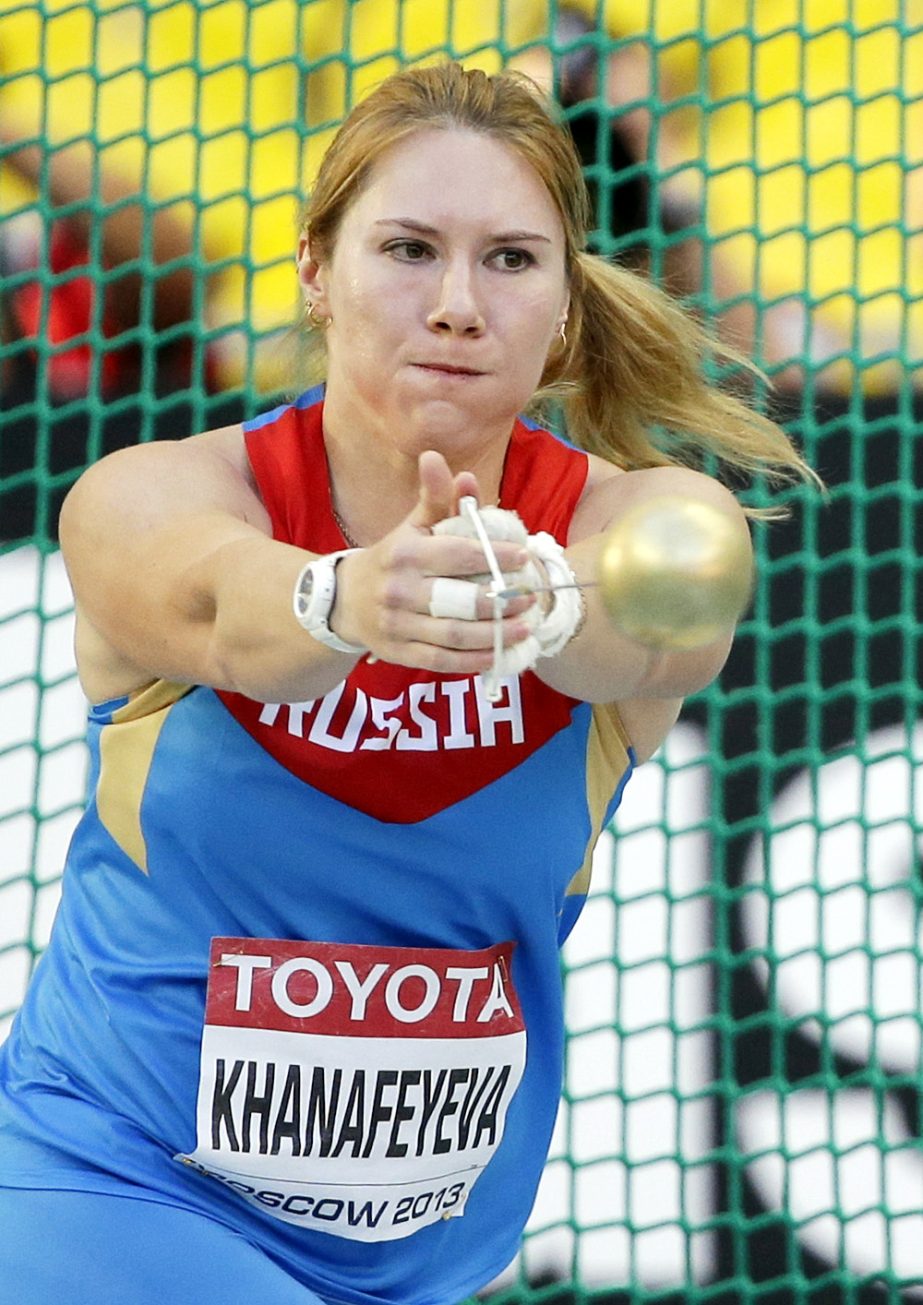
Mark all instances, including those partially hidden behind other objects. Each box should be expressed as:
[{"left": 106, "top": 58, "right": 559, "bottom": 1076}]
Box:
[{"left": 175, "top": 937, "right": 527, "bottom": 1242}]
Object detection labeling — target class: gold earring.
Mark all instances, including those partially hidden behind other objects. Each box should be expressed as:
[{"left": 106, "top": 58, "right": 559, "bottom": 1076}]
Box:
[
  {"left": 306, "top": 302, "right": 330, "bottom": 329},
  {"left": 556, "top": 321, "right": 568, "bottom": 351}
]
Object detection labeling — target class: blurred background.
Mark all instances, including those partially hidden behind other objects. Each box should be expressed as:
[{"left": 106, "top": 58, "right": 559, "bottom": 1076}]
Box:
[{"left": 2, "top": 2, "right": 923, "bottom": 1302}]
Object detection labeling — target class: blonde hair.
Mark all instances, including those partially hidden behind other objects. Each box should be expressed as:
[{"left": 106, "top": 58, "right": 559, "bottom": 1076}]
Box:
[{"left": 300, "top": 62, "right": 812, "bottom": 492}]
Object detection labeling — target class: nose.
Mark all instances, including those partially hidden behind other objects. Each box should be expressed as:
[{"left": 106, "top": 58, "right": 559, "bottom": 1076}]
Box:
[{"left": 426, "top": 258, "right": 485, "bottom": 336}]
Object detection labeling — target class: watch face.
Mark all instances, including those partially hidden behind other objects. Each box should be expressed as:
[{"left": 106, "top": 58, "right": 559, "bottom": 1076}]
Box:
[{"left": 297, "top": 567, "right": 316, "bottom": 618}]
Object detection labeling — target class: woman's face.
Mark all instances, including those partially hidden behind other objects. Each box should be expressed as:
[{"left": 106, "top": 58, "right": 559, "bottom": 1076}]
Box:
[{"left": 299, "top": 127, "right": 570, "bottom": 460}]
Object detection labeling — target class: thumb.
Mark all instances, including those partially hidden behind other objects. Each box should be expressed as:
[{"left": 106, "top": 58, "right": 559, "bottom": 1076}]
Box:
[{"left": 408, "top": 450, "right": 465, "bottom": 530}]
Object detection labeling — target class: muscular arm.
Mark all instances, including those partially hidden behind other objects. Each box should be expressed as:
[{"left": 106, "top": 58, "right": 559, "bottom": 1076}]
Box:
[
  {"left": 60, "top": 430, "right": 343, "bottom": 704},
  {"left": 535, "top": 464, "right": 749, "bottom": 761},
  {"left": 60, "top": 435, "right": 534, "bottom": 706}
]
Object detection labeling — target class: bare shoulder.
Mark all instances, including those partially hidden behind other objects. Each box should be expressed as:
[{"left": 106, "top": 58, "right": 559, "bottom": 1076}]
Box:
[
  {"left": 582, "top": 451, "right": 625, "bottom": 493},
  {"left": 194, "top": 423, "right": 266, "bottom": 503},
  {"left": 59, "top": 423, "right": 271, "bottom": 702},
  {"left": 60, "top": 423, "right": 268, "bottom": 542},
  {"left": 570, "top": 460, "right": 746, "bottom": 544}
]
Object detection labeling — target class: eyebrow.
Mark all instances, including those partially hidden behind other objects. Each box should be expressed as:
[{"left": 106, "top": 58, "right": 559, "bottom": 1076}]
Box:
[{"left": 374, "top": 218, "right": 552, "bottom": 244}]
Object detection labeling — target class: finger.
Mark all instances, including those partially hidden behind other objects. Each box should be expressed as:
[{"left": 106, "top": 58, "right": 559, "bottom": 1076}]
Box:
[
  {"left": 424, "top": 612, "right": 535, "bottom": 651},
  {"left": 404, "top": 535, "right": 529, "bottom": 578},
  {"left": 472, "top": 590, "right": 536, "bottom": 620},
  {"left": 425, "top": 579, "right": 535, "bottom": 621},
  {"left": 452, "top": 469, "right": 481, "bottom": 506},
  {"left": 377, "top": 571, "right": 534, "bottom": 624},
  {"left": 380, "top": 610, "right": 535, "bottom": 653},
  {"left": 408, "top": 450, "right": 458, "bottom": 530},
  {"left": 384, "top": 532, "right": 528, "bottom": 580},
  {"left": 380, "top": 643, "right": 499, "bottom": 676}
]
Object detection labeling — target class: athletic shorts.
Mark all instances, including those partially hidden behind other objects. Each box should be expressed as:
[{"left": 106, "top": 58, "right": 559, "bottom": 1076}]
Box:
[{"left": 0, "top": 1186, "right": 332, "bottom": 1305}]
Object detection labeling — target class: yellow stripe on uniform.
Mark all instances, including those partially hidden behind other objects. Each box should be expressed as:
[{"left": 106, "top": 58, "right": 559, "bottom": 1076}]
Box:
[
  {"left": 565, "top": 702, "right": 632, "bottom": 900},
  {"left": 96, "top": 680, "right": 192, "bottom": 874}
]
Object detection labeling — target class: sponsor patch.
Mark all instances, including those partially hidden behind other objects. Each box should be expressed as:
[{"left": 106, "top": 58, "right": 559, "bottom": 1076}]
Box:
[{"left": 176, "top": 937, "right": 527, "bottom": 1241}]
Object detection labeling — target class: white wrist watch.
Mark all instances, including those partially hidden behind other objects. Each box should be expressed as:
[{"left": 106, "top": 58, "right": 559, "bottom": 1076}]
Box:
[{"left": 292, "top": 549, "right": 367, "bottom": 655}]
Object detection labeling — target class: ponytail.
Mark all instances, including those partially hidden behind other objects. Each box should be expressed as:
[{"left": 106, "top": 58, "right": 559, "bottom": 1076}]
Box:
[{"left": 539, "top": 252, "right": 815, "bottom": 494}]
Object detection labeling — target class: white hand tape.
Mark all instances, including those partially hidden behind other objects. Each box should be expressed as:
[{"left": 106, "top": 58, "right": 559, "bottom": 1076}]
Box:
[
  {"left": 432, "top": 505, "right": 529, "bottom": 545},
  {"left": 428, "top": 577, "right": 481, "bottom": 621},
  {"left": 489, "top": 634, "right": 542, "bottom": 678},
  {"left": 430, "top": 504, "right": 582, "bottom": 699},
  {"left": 526, "top": 531, "right": 584, "bottom": 658}
]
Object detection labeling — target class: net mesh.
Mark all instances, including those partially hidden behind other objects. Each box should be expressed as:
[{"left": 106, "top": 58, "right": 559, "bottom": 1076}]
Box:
[{"left": 2, "top": 2, "right": 922, "bottom": 1301}]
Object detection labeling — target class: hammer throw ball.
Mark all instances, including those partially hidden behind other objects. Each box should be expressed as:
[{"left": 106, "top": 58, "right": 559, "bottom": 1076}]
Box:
[{"left": 598, "top": 495, "right": 753, "bottom": 651}]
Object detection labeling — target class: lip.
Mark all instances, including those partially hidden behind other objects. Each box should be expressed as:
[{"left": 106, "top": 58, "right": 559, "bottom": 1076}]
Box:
[{"left": 412, "top": 363, "right": 486, "bottom": 377}]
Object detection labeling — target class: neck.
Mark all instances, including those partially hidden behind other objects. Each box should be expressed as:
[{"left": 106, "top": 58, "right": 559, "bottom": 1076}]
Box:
[
  {"left": 330, "top": 501, "right": 362, "bottom": 548},
  {"left": 320, "top": 386, "right": 513, "bottom": 545}
]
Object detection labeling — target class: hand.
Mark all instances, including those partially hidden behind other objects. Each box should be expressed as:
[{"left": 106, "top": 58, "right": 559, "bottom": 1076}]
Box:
[{"left": 329, "top": 451, "right": 538, "bottom": 673}]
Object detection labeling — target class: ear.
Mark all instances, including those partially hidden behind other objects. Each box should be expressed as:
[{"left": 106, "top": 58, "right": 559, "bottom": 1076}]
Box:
[{"left": 296, "top": 235, "right": 329, "bottom": 314}]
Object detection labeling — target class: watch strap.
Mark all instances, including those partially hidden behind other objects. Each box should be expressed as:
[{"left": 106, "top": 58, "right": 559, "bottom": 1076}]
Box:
[{"left": 292, "top": 549, "right": 367, "bottom": 655}]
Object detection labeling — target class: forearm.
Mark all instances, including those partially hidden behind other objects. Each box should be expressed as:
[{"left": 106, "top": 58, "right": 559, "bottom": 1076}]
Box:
[
  {"left": 60, "top": 440, "right": 359, "bottom": 705},
  {"left": 534, "top": 467, "right": 749, "bottom": 703},
  {"left": 535, "top": 532, "right": 734, "bottom": 702},
  {"left": 63, "top": 442, "right": 562, "bottom": 706},
  {"left": 200, "top": 535, "right": 361, "bottom": 703}
]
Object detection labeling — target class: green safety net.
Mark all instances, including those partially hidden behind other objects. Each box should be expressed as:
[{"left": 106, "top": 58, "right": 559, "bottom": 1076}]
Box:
[{"left": 1, "top": 3, "right": 922, "bottom": 1302}]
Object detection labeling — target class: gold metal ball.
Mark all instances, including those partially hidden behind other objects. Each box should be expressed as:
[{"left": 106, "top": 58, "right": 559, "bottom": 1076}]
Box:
[{"left": 598, "top": 495, "right": 753, "bottom": 651}]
